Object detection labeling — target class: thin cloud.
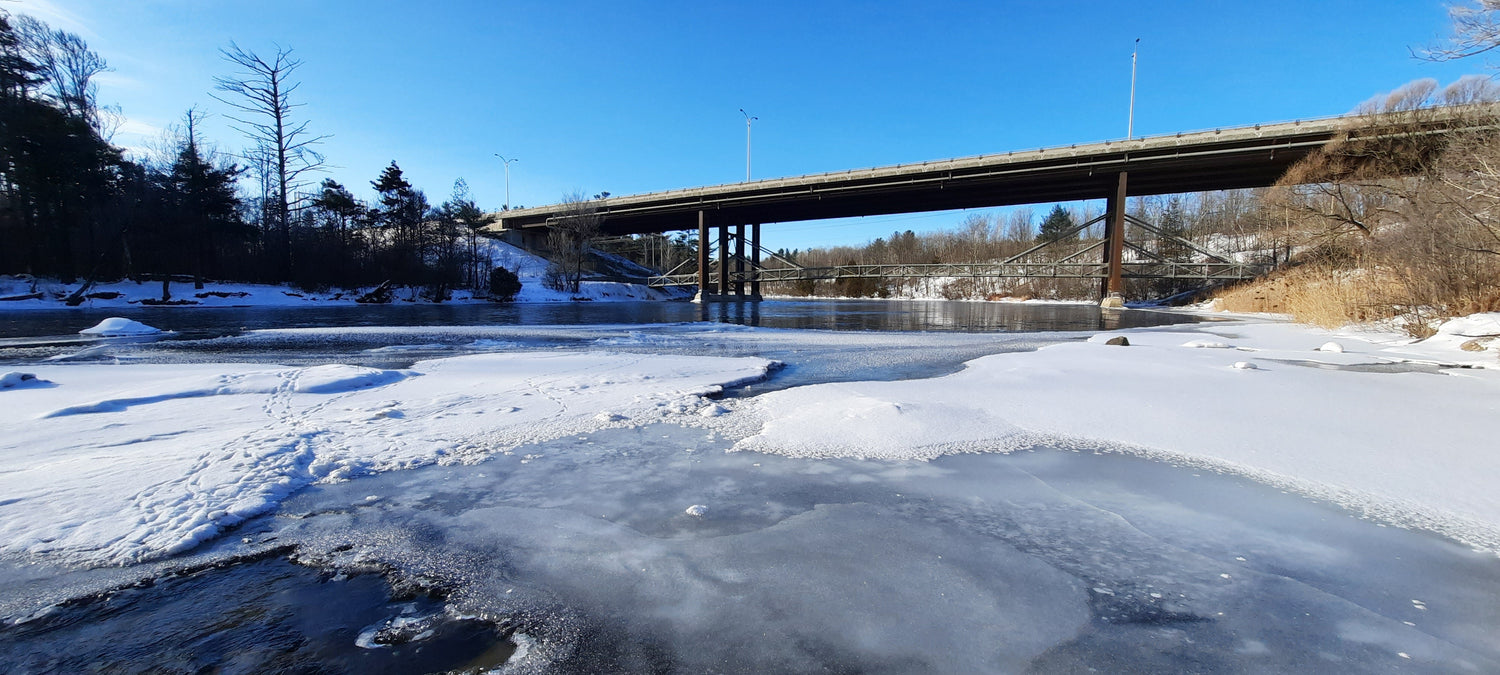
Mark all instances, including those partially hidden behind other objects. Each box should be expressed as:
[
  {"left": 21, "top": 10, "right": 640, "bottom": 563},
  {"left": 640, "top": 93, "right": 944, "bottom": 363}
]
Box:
[{"left": 5, "top": 0, "right": 97, "bottom": 39}]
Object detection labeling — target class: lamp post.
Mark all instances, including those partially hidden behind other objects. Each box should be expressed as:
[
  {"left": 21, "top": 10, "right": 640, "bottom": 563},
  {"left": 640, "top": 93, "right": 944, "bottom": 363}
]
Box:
[
  {"left": 1127, "top": 38, "right": 1140, "bottom": 139},
  {"left": 494, "top": 153, "right": 518, "bottom": 210},
  {"left": 739, "top": 108, "right": 757, "bottom": 181}
]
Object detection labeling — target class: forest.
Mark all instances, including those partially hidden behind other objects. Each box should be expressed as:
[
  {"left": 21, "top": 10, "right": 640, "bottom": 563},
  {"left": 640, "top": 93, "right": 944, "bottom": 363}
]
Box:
[{"left": 0, "top": 10, "right": 498, "bottom": 301}]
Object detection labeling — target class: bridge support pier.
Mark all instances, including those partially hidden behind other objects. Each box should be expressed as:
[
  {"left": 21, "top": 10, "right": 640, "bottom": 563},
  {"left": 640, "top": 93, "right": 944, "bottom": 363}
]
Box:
[
  {"left": 735, "top": 224, "right": 746, "bottom": 296},
  {"left": 751, "top": 223, "right": 762, "bottom": 299},
  {"left": 1101, "top": 171, "right": 1128, "bottom": 307},
  {"left": 695, "top": 210, "right": 709, "bottom": 302},
  {"left": 718, "top": 223, "right": 730, "bottom": 297}
]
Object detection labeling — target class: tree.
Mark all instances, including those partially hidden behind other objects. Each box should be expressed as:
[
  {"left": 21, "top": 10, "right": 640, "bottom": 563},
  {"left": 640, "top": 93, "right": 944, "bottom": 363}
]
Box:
[
  {"left": 212, "top": 43, "right": 326, "bottom": 279},
  {"left": 165, "top": 108, "right": 246, "bottom": 287},
  {"left": 371, "top": 161, "right": 428, "bottom": 285},
  {"left": 544, "top": 192, "right": 602, "bottom": 294},
  {"left": 1036, "top": 204, "right": 1078, "bottom": 244},
  {"left": 439, "top": 178, "right": 494, "bottom": 289},
  {"left": 1424, "top": 1, "right": 1500, "bottom": 64},
  {"left": 310, "top": 178, "right": 363, "bottom": 283},
  {"left": 489, "top": 266, "right": 521, "bottom": 301}
]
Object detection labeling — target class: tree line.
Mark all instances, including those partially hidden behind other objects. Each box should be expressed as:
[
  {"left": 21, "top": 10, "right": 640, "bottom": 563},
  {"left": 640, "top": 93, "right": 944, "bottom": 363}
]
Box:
[{"left": 0, "top": 11, "right": 501, "bottom": 300}]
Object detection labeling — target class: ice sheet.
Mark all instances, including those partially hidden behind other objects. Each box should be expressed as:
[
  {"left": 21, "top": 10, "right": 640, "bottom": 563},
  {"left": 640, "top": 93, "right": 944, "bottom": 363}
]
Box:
[{"left": 0, "top": 352, "right": 772, "bottom": 564}]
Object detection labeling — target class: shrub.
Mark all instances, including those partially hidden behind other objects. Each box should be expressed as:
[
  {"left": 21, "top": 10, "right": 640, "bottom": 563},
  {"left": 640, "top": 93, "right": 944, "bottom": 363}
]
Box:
[{"left": 489, "top": 266, "right": 522, "bottom": 301}]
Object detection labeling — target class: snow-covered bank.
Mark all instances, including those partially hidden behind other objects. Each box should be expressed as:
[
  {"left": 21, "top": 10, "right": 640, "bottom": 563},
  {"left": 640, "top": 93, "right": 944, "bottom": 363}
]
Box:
[
  {"left": 730, "top": 315, "right": 1500, "bottom": 551},
  {"left": 0, "top": 239, "right": 686, "bottom": 310},
  {"left": 0, "top": 352, "right": 773, "bottom": 565}
]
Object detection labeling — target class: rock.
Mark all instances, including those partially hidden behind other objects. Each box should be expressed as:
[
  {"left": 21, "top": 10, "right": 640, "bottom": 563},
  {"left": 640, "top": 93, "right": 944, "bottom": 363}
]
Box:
[
  {"left": 1104, "top": 336, "right": 1130, "bottom": 346},
  {"left": 1460, "top": 339, "right": 1489, "bottom": 353}
]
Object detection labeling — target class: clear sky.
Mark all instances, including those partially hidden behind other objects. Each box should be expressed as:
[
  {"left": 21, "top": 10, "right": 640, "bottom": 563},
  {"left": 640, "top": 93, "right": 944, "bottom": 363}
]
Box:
[{"left": 6, "top": 0, "right": 1488, "bottom": 250}]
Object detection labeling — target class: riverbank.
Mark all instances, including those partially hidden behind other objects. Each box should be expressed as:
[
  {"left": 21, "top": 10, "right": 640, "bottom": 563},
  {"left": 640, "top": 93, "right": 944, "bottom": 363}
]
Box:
[{"left": 2, "top": 311, "right": 1498, "bottom": 566}]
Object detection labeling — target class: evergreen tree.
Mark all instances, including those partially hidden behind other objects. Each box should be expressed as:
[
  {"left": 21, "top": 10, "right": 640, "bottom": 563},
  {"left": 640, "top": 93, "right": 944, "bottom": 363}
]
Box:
[
  {"left": 165, "top": 109, "right": 246, "bottom": 287},
  {"left": 1157, "top": 197, "right": 1192, "bottom": 263},
  {"left": 311, "top": 178, "right": 363, "bottom": 283},
  {"left": 371, "top": 161, "right": 428, "bottom": 285},
  {"left": 1037, "top": 204, "right": 1078, "bottom": 244}
]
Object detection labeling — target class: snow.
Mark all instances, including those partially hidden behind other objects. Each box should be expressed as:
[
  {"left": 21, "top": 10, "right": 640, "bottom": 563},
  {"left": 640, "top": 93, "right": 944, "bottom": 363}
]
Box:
[
  {"left": 79, "top": 317, "right": 161, "bottom": 336},
  {"left": 4, "top": 307, "right": 1500, "bottom": 570},
  {"left": 0, "top": 352, "right": 773, "bottom": 564},
  {"left": 0, "top": 241, "right": 686, "bottom": 310},
  {"left": 1, "top": 372, "right": 47, "bottom": 389},
  {"left": 729, "top": 316, "right": 1500, "bottom": 552}
]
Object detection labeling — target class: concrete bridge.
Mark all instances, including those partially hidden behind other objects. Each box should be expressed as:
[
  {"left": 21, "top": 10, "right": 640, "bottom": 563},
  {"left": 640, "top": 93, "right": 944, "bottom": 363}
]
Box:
[{"left": 492, "top": 107, "right": 1482, "bottom": 302}]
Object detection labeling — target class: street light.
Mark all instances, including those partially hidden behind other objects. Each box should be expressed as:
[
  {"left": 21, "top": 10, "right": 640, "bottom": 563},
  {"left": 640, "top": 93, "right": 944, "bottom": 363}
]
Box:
[
  {"left": 494, "top": 153, "right": 518, "bottom": 210},
  {"left": 739, "top": 108, "right": 758, "bottom": 181},
  {"left": 1127, "top": 38, "right": 1140, "bottom": 139}
]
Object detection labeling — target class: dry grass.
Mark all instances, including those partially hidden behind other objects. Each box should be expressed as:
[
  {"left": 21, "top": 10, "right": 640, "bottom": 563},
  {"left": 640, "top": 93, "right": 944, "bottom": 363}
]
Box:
[{"left": 1213, "top": 265, "right": 1401, "bottom": 329}]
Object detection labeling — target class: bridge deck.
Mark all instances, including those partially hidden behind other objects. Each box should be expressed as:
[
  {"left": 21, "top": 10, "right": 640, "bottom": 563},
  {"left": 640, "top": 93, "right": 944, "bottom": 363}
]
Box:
[{"left": 491, "top": 108, "right": 1475, "bottom": 236}]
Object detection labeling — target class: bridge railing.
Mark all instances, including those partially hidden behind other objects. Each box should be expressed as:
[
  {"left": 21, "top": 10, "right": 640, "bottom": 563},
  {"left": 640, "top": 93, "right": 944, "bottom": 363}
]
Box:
[{"left": 642, "top": 260, "right": 1266, "bottom": 287}]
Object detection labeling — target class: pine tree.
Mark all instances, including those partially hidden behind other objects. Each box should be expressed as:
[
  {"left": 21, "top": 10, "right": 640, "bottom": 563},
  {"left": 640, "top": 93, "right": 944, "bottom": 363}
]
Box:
[
  {"left": 371, "top": 161, "right": 428, "bottom": 285},
  {"left": 311, "top": 178, "right": 363, "bottom": 284},
  {"left": 1037, "top": 204, "right": 1078, "bottom": 244},
  {"left": 166, "top": 109, "right": 245, "bottom": 287}
]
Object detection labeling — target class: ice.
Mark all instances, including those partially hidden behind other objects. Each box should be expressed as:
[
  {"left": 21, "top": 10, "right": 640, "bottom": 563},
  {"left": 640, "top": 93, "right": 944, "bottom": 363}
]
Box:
[
  {"left": 0, "top": 351, "right": 772, "bottom": 564},
  {"left": 729, "top": 318, "right": 1500, "bottom": 552},
  {"left": 79, "top": 317, "right": 160, "bottom": 336},
  {"left": 1182, "top": 339, "right": 1233, "bottom": 348},
  {"left": 260, "top": 426, "right": 1500, "bottom": 672}
]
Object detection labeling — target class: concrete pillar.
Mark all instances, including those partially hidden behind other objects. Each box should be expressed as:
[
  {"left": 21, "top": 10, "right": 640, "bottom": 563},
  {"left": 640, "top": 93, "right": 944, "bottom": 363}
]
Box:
[
  {"left": 697, "top": 210, "right": 709, "bottom": 301},
  {"left": 718, "top": 223, "right": 730, "bottom": 297},
  {"left": 751, "top": 223, "right": 762, "bottom": 299},
  {"left": 734, "top": 224, "right": 746, "bottom": 296},
  {"left": 1101, "top": 172, "right": 1127, "bottom": 307}
]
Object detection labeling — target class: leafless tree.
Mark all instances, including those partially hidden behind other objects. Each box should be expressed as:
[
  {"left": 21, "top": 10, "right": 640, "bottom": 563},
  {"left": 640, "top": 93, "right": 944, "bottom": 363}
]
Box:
[
  {"left": 1423, "top": 0, "right": 1500, "bottom": 64},
  {"left": 212, "top": 43, "right": 326, "bottom": 277},
  {"left": 544, "top": 192, "right": 603, "bottom": 294},
  {"left": 15, "top": 15, "right": 107, "bottom": 125}
]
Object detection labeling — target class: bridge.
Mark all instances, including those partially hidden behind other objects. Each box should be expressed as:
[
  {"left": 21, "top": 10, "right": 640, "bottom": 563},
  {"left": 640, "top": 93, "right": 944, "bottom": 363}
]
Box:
[{"left": 492, "top": 107, "right": 1481, "bottom": 302}]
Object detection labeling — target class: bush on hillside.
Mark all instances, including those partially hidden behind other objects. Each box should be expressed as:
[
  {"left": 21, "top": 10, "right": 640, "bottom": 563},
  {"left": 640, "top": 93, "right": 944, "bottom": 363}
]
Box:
[{"left": 489, "top": 266, "right": 522, "bottom": 301}]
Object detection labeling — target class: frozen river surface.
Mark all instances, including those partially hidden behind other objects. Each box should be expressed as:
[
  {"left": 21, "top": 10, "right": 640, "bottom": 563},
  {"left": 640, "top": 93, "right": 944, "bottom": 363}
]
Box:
[{"left": 1, "top": 302, "right": 1497, "bottom": 673}]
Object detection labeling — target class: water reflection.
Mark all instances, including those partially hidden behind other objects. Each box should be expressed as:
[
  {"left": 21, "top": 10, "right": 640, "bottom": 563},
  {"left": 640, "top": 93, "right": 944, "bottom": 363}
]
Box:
[{"left": 1, "top": 299, "right": 1196, "bottom": 341}]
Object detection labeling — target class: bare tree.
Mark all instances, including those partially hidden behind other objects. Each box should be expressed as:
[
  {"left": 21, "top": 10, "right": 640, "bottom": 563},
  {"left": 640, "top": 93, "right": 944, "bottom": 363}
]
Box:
[
  {"left": 1423, "top": 0, "right": 1500, "bottom": 63},
  {"left": 212, "top": 43, "right": 326, "bottom": 278},
  {"left": 544, "top": 192, "right": 603, "bottom": 294},
  {"left": 15, "top": 15, "right": 107, "bottom": 124}
]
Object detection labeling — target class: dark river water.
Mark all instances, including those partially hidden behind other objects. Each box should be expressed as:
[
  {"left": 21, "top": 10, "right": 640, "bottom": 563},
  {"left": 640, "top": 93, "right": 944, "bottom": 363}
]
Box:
[
  {"left": 0, "top": 298, "right": 1198, "bottom": 340},
  {"left": 2, "top": 300, "right": 1497, "bottom": 674}
]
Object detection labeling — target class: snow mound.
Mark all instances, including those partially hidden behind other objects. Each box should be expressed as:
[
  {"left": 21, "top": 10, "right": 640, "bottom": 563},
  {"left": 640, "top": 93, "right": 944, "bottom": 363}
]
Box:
[
  {"left": 1182, "top": 340, "right": 1233, "bottom": 349},
  {"left": 293, "top": 365, "right": 408, "bottom": 394},
  {"left": 1316, "top": 341, "right": 1345, "bottom": 353},
  {"left": 1, "top": 372, "right": 47, "bottom": 390},
  {"left": 1436, "top": 313, "right": 1500, "bottom": 338},
  {"left": 1232, "top": 361, "right": 1258, "bottom": 370},
  {"left": 79, "top": 317, "right": 161, "bottom": 336},
  {"left": 685, "top": 504, "right": 708, "bottom": 517}
]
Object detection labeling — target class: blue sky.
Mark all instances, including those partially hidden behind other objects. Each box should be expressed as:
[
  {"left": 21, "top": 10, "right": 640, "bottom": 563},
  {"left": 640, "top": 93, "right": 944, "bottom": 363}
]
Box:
[{"left": 7, "top": 0, "right": 1488, "bottom": 250}]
